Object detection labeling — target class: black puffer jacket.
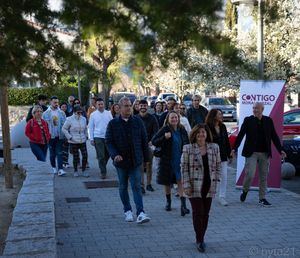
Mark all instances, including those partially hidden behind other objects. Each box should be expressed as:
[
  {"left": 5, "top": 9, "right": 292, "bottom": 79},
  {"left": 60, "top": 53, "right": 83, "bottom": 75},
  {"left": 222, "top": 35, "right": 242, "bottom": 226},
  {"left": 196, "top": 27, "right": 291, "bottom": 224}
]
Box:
[{"left": 152, "top": 125, "right": 189, "bottom": 185}]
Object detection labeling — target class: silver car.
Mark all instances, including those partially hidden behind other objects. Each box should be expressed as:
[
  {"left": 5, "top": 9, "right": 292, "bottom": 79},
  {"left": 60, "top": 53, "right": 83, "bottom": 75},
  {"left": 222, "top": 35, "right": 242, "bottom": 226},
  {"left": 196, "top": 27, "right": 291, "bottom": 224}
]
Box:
[{"left": 201, "top": 96, "right": 237, "bottom": 122}]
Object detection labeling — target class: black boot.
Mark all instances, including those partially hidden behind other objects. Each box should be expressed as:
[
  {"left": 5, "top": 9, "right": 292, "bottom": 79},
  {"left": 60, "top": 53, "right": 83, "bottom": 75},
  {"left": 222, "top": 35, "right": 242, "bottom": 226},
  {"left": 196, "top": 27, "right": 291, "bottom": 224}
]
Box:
[
  {"left": 165, "top": 194, "right": 171, "bottom": 211},
  {"left": 180, "top": 197, "right": 190, "bottom": 216}
]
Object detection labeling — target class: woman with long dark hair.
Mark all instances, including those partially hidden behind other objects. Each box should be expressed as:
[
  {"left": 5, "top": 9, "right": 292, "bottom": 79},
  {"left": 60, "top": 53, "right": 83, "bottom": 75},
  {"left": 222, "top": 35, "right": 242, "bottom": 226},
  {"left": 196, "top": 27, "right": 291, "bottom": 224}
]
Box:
[
  {"left": 152, "top": 111, "right": 190, "bottom": 216},
  {"left": 205, "top": 109, "right": 232, "bottom": 206},
  {"left": 181, "top": 124, "right": 221, "bottom": 252}
]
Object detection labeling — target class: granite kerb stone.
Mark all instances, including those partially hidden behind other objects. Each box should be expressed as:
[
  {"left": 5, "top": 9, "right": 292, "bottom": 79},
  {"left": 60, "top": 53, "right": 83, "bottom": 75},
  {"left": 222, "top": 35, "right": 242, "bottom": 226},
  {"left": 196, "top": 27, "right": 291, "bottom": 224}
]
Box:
[{"left": 3, "top": 155, "right": 57, "bottom": 258}]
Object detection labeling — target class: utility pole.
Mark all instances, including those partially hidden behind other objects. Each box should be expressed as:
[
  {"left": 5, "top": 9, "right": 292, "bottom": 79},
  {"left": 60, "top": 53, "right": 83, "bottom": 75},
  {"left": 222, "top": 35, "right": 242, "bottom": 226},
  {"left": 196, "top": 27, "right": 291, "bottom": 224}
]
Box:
[{"left": 257, "top": 0, "right": 264, "bottom": 79}]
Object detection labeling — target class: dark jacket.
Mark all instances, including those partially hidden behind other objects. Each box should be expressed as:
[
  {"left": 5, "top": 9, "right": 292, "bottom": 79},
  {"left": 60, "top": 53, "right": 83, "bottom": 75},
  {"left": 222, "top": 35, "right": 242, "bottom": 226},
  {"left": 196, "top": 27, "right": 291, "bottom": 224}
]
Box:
[
  {"left": 234, "top": 115, "right": 283, "bottom": 158},
  {"left": 136, "top": 113, "right": 159, "bottom": 142},
  {"left": 152, "top": 125, "right": 189, "bottom": 185},
  {"left": 26, "top": 104, "right": 48, "bottom": 122},
  {"left": 105, "top": 115, "right": 149, "bottom": 169},
  {"left": 187, "top": 106, "right": 208, "bottom": 128},
  {"left": 209, "top": 123, "right": 231, "bottom": 162}
]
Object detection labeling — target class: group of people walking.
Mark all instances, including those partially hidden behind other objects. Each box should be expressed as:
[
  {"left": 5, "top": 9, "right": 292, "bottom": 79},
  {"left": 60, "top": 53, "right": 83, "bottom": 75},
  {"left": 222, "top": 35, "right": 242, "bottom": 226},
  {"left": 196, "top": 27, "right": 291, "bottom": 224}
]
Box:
[{"left": 24, "top": 93, "right": 286, "bottom": 253}]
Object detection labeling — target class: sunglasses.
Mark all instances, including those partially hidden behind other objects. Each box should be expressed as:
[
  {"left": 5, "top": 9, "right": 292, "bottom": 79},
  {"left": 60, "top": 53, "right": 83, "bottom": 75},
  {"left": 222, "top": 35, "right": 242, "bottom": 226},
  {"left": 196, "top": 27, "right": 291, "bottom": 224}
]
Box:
[{"left": 180, "top": 108, "right": 186, "bottom": 110}]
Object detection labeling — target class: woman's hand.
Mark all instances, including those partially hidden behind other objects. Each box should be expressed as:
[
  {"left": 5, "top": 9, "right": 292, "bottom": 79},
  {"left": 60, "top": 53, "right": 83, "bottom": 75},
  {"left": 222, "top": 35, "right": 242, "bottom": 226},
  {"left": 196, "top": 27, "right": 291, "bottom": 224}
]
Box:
[
  {"left": 184, "top": 188, "right": 192, "bottom": 197},
  {"left": 165, "top": 132, "right": 171, "bottom": 139}
]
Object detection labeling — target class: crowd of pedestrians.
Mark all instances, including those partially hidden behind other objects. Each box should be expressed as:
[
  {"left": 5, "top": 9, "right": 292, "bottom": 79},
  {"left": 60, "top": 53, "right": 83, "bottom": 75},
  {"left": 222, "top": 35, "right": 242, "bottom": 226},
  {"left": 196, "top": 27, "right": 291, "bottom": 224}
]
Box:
[{"left": 24, "top": 93, "right": 286, "bottom": 253}]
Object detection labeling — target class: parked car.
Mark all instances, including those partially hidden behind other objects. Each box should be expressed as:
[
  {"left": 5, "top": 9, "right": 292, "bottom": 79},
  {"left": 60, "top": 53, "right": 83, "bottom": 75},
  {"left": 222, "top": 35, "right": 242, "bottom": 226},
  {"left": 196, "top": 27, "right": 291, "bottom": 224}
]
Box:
[
  {"left": 201, "top": 96, "right": 237, "bottom": 122},
  {"left": 111, "top": 92, "right": 137, "bottom": 105},
  {"left": 182, "top": 94, "right": 193, "bottom": 108},
  {"left": 157, "top": 92, "right": 179, "bottom": 102},
  {"left": 147, "top": 96, "right": 157, "bottom": 108},
  {"left": 228, "top": 108, "right": 300, "bottom": 173}
]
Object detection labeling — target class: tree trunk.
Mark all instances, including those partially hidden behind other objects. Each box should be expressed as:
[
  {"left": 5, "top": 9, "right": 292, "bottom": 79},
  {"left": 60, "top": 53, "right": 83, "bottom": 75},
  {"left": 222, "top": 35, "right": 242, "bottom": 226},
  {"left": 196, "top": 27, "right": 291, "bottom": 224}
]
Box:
[{"left": 0, "top": 82, "right": 13, "bottom": 188}]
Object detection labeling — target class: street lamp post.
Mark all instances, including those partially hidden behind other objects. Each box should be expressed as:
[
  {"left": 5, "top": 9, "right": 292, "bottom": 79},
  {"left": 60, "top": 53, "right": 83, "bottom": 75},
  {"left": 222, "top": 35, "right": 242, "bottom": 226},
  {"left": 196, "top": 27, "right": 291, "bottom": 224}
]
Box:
[{"left": 231, "top": 0, "right": 264, "bottom": 79}]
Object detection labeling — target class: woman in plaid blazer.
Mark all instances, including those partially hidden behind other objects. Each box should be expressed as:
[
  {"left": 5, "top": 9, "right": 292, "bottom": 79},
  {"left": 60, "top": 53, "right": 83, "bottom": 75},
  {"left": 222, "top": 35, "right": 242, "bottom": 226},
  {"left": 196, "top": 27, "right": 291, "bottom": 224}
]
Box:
[{"left": 181, "top": 124, "right": 221, "bottom": 253}]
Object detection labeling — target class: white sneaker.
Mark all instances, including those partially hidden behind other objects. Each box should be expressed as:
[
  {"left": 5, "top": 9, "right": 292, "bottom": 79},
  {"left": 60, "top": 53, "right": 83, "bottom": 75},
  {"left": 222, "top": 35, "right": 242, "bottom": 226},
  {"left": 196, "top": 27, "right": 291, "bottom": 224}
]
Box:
[
  {"left": 73, "top": 172, "right": 79, "bottom": 177},
  {"left": 63, "top": 164, "right": 70, "bottom": 168},
  {"left": 52, "top": 167, "right": 57, "bottom": 174},
  {"left": 219, "top": 197, "right": 229, "bottom": 206},
  {"left": 124, "top": 210, "right": 134, "bottom": 222},
  {"left": 58, "top": 169, "right": 66, "bottom": 176},
  {"left": 82, "top": 171, "right": 89, "bottom": 178},
  {"left": 136, "top": 212, "right": 150, "bottom": 224}
]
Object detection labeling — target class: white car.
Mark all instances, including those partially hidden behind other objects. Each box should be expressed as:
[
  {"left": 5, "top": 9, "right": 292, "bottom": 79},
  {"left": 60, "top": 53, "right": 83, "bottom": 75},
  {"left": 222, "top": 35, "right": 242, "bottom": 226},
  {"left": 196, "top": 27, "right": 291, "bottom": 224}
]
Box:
[{"left": 157, "top": 93, "right": 179, "bottom": 102}]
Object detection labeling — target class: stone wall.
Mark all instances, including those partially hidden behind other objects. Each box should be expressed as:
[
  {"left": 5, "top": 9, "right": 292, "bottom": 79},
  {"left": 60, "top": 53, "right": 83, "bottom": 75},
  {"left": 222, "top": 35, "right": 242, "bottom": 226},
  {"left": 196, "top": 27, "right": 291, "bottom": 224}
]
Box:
[
  {"left": 2, "top": 148, "right": 57, "bottom": 257},
  {"left": 0, "top": 106, "right": 30, "bottom": 127}
]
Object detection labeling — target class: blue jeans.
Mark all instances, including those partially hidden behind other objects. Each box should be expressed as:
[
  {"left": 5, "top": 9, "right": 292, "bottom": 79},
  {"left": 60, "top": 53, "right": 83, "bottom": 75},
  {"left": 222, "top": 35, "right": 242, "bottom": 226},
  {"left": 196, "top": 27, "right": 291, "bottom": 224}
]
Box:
[
  {"left": 49, "top": 137, "right": 63, "bottom": 169},
  {"left": 29, "top": 142, "right": 48, "bottom": 162},
  {"left": 116, "top": 166, "right": 144, "bottom": 215}
]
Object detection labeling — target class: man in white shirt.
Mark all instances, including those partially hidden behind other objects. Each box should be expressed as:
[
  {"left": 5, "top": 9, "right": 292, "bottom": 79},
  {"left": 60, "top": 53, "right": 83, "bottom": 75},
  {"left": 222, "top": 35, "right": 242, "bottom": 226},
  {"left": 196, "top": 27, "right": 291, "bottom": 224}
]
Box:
[{"left": 88, "top": 98, "right": 113, "bottom": 179}]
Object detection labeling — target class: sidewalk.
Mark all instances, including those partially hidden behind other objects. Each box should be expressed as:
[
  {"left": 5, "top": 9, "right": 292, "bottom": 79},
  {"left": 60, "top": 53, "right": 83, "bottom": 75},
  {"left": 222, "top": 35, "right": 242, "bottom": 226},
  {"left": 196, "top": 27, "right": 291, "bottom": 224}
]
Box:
[{"left": 55, "top": 143, "right": 300, "bottom": 258}]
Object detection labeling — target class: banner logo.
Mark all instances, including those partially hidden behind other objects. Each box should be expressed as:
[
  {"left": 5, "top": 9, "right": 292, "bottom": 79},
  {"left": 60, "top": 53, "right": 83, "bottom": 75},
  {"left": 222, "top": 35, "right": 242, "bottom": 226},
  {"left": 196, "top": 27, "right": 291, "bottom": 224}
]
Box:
[{"left": 241, "top": 94, "right": 276, "bottom": 105}]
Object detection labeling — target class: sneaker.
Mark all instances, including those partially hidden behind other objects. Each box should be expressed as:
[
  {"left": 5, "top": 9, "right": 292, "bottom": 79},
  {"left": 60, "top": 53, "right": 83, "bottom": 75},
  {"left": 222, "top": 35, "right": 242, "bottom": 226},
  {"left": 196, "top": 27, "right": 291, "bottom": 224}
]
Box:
[
  {"left": 52, "top": 167, "right": 57, "bottom": 174},
  {"left": 73, "top": 172, "right": 79, "bottom": 177},
  {"left": 146, "top": 184, "right": 155, "bottom": 192},
  {"left": 136, "top": 212, "right": 150, "bottom": 224},
  {"left": 141, "top": 187, "right": 146, "bottom": 194},
  {"left": 101, "top": 174, "right": 106, "bottom": 179},
  {"left": 240, "top": 190, "right": 248, "bottom": 202},
  {"left": 219, "top": 197, "right": 229, "bottom": 206},
  {"left": 82, "top": 171, "right": 89, "bottom": 178},
  {"left": 196, "top": 242, "right": 206, "bottom": 253},
  {"left": 259, "top": 199, "right": 272, "bottom": 207},
  {"left": 124, "top": 210, "right": 134, "bottom": 222},
  {"left": 58, "top": 169, "right": 66, "bottom": 176},
  {"left": 63, "top": 163, "right": 70, "bottom": 168}
]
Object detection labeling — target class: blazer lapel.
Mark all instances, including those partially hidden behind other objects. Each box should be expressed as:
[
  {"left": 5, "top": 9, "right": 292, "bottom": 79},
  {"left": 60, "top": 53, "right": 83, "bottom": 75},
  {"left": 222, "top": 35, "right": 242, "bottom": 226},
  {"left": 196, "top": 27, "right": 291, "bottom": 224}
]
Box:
[{"left": 193, "top": 143, "right": 204, "bottom": 169}]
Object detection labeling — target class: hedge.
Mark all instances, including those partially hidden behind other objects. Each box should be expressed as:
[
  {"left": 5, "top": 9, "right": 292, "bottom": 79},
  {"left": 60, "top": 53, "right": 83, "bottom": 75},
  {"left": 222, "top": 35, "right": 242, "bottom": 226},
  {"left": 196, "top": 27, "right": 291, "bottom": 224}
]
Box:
[{"left": 8, "top": 86, "right": 90, "bottom": 106}]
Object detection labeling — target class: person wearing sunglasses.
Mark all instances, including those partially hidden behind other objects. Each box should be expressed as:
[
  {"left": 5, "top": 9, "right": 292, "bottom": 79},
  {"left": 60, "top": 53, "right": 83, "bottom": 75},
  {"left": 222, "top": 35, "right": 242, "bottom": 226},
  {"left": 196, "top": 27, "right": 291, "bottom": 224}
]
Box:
[{"left": 62, "top": 105, "right": 89, "bottom": 177}]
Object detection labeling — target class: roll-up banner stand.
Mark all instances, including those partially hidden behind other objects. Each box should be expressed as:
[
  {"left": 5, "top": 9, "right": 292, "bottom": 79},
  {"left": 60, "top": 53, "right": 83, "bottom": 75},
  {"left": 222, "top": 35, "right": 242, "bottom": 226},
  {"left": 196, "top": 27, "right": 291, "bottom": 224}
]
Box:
[{"left": 236, "top": 80, "right": 285, "bottom": 190}]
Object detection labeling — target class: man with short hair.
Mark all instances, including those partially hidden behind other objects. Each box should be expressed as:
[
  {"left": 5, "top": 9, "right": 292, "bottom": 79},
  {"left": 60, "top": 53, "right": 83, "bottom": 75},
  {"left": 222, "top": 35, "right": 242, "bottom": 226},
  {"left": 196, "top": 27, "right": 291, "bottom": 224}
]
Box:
[
  {"left": 187, "top": 95, "right": 208, "bottom": 128},
  {"left": 106, "top": 97, "right": 151, "bottom": 224},
  {"left": 26, "top": 94, "right": 48, "bottom": 122},
  {"left": 231, "top": 102, "right": 286, "bottom": 206},
  {"left": 136, "top": 99, "right": 159, "bottom": 193},
  {"left": 159, "top": 97, "right": 177, "bottom": 127},
  {"left": 88, "top": 98, "right": 113, "bottom": 179},
  {"left": 43, "top": 96, "right": 66, "bottom": 176}
]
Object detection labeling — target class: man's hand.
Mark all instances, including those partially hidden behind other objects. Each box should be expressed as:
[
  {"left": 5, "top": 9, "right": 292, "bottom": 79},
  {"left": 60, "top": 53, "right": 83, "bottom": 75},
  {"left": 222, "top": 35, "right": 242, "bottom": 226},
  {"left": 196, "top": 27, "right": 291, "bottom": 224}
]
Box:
[
  {"left": 90, "top": 140, "right": 95, "bottom": 146},
  {"left": 114, "top": 155, "right": 123, "bottom": 162},
  {"left": 281, "top": 150, "right": 287, "bottom": 159},
  {"left": 165, "top": 132, "right": 171, "bottom": 139}
]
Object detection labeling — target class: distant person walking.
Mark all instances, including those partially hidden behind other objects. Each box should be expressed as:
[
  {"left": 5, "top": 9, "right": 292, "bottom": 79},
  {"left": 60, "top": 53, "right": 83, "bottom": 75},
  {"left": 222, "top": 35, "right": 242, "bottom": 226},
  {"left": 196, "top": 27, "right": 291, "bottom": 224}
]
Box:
[
  {"left": 26, "top": 94, "right": 48, "bottom": 122},
  {"left": 159, "top": 97, "right": 177, "bottom": 128},
  {"left": 62, "top": 105, "right": 89, "bottom": 177},
  {"left": 87, "top": 97, "right": 97, "bottom": 120},
  {"left": 174, "top": 103, "right": 192, "bottom": 135},
  {"left": 110, "top": 104, "right": 120, "bottom": 118},
  {"left": 88, "top": 98, "right": 113, "bottom": 179},
  {"left": 106, "top": 97, "right": 151, "bottom": 224},
  {"left": 136, "top": 99, "right": 159, "bottom": 193},
  {"left": 25, "top": 105, "right": 51, "bottom": 162},
  {"left": 67, "top": 95, "right": 75, "bottom": 115},
  {"left": 231, "top": 102, "right": 286, "bottom": 206},
  {"left": 153, "top": 101, "right": 164, "bottom": 123},
  {"left": 152, "top": 111, "right": 190, "bottom": 216},
  {"left": 206, "top": 109, "right": 232, "bottom": 206},
  {"left": 60, "top": 102, "right": 71, "bottom": 168},
  {"left": 42, "top": 96, "right": 66, "bottom": 176},
  {"left": 187, "top": 95, "right": 208, "bottom": 128},
  {"left": 181, "top": 124, "right": 221, "bottom": 253}
]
